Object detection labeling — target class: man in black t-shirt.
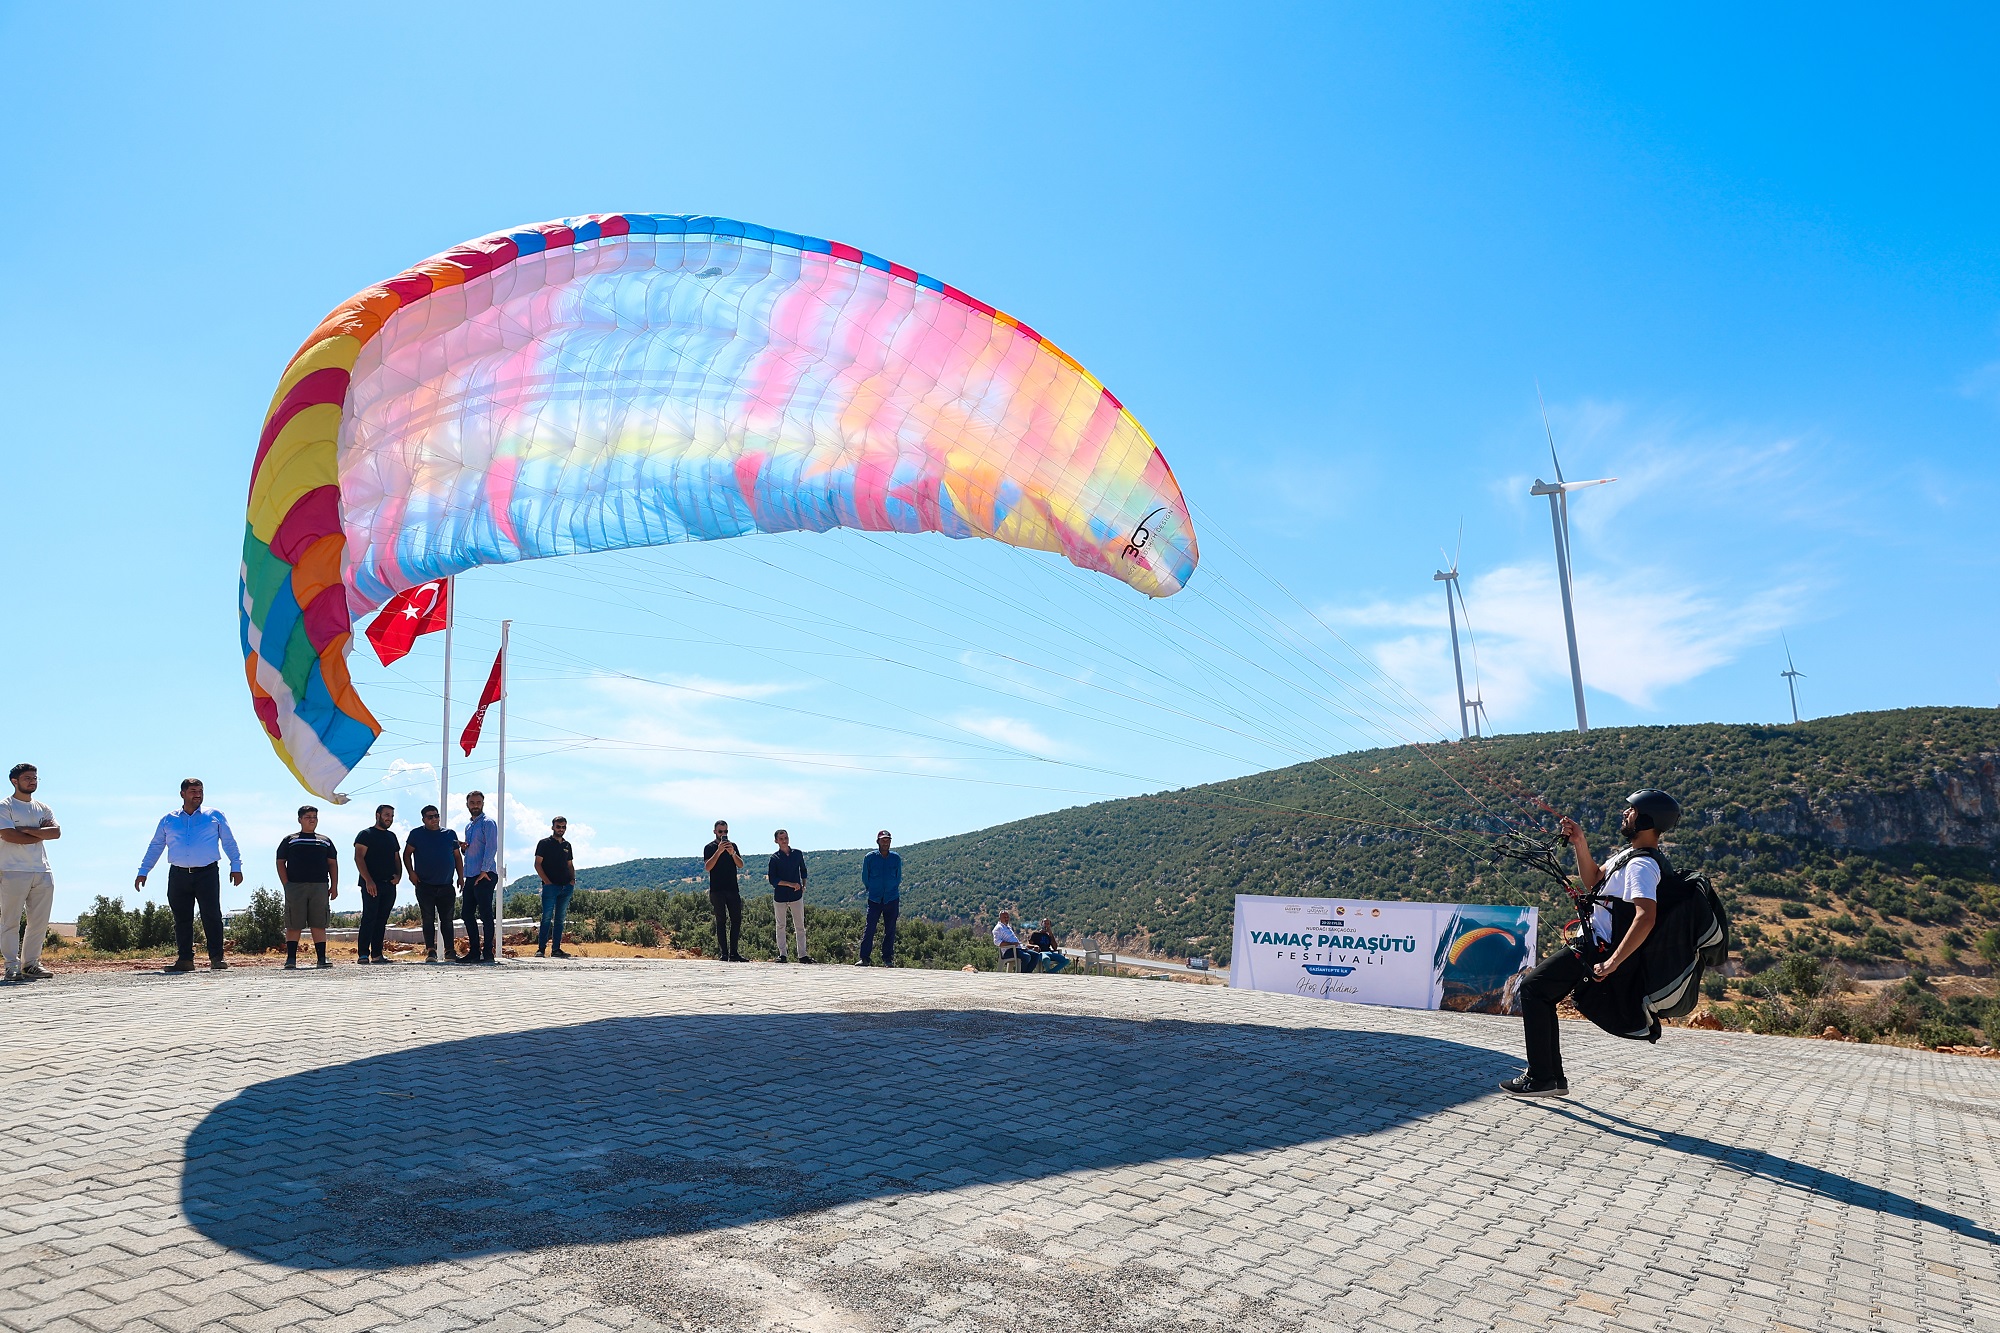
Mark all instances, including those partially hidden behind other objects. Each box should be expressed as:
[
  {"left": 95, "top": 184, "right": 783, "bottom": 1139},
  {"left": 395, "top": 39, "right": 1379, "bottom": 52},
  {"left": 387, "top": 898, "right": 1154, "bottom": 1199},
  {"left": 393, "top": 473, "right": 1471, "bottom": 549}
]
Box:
[
  {"left": 276, "top": 805, "right": 340, "bottom": 969},
  {"left": 1027, "top": 918, "right": 1070, "bottom": 974},
  {"left": 534, "top": 817, "right": 576, "bottom": 959},
  {"left": 352, "top": 805, "right": 402, "bottom": 964},
  {"left": 702, "top": 819, "right": 744, "bottom": 962}
]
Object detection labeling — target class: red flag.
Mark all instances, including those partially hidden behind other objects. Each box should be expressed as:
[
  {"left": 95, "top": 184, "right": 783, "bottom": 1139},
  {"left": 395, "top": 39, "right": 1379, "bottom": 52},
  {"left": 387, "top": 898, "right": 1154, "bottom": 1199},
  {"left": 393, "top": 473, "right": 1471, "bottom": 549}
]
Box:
[
  {"left": 459, "top": 647, "right": 505, "bottom": 755},
  {"left": 365, "top": 579, "right": 450, "bottom": 666}
]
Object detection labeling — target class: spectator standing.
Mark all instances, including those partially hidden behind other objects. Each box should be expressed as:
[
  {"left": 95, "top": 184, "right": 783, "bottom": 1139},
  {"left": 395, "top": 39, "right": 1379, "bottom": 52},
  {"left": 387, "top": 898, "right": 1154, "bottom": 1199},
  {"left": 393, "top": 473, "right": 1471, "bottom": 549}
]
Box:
[
  {"left": 352, "top": 804, "right": 402, "bottom": 965},
  {"left": 767, "top": 829, "right": 811, "bottom": 963},
  {"left": 1028, "top": 918, "right": 1070, "bottom": 974},
  {"left": 403, "top": 805, "right": 464, "bottom": 964},
  {"left": 857, "top": 830, "right": 901, "bottom": 967},
  {"left": 703, "top": 820, "right": 745, "bottom": 962},
  {"left": 992, "top": 910, "right": 1028, "bottom": 971},
  {"left": 276, "top": 805, "right": 339, "bottom": 970},
  {"left": 0, "top": 763, "right": 60, "bottom": 983},
  {"left": 136, "top": 779, "right": 243, "bottom": 974},
  {"left": 534, "top": 817, "right": 576, "bottom": 959},
  {"left": 460, "top": 791, "right": 499, "bottom": 965}
]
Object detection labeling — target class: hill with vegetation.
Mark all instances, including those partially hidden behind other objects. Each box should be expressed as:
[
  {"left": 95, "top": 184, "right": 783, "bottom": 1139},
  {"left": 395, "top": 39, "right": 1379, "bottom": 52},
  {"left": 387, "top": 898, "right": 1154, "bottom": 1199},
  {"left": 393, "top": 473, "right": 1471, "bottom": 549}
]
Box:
[{"left": 539, "top": 708, "right": 2000, "bottom": 987}]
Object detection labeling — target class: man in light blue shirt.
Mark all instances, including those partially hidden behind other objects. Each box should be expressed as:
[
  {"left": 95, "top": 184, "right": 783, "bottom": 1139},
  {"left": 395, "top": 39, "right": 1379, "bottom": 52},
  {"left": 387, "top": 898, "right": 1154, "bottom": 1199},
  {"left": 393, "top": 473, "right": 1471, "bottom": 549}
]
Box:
[
  {"left": 857, "top": 829, "right": 901, "bottom": 967},
  {"left": 460, "top": 790, "right": 500, "bottom": 964},
  {"left": 135, "top": 778, "right": 243, "bottom": 974}
]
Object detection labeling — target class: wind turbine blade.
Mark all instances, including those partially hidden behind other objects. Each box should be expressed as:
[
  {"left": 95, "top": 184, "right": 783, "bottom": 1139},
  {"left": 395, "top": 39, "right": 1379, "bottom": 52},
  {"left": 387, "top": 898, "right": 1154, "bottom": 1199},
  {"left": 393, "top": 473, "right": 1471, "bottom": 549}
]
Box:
[
  {"left": 1453, "top": 518, "right": 1463, "bottom": 575},
  {"left": 1559, "top": 477, "right": 1617, "bottom": 491},
  {"left": 1536, "top": 381, "right": 1565, "bottom": 483}
]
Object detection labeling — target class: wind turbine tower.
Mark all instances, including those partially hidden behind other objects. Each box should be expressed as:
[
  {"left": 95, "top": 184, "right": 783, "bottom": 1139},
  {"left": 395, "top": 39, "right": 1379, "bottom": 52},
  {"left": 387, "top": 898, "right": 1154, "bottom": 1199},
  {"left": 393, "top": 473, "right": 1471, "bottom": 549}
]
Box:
[
  {"left": 1781, "top": 636, "right": 1807, "bottom": 724},
  {"left": 1530, "top": 389, "right": 1616, "bottom": 734},
  {"left": 1434, "top": 552, "right": 1470, "bottom": 741}
]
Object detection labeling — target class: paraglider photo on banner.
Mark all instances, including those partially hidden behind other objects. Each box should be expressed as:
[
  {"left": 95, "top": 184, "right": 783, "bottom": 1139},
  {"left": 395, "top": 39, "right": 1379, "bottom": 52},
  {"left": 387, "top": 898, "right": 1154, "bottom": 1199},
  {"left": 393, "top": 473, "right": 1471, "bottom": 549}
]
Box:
[{"left": 1431, "top": 905, "right": 1538, "bottom": 1016}]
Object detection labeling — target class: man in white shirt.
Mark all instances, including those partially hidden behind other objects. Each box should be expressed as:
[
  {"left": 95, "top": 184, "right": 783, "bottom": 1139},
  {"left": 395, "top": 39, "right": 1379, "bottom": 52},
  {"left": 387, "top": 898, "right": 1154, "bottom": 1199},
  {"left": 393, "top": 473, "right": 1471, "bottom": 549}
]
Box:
[
  {"left": 136, "top": 778, "right": 244, "bottom": 974},
  {"left": 1501, "top": 788, "right": 1680, "bottom": 1098},
  {"left": 992, "top": 911, "right": 1026, "bottom": 970},
  {"left": 0, "top": 764, "right": 60, "bottom": 983}
]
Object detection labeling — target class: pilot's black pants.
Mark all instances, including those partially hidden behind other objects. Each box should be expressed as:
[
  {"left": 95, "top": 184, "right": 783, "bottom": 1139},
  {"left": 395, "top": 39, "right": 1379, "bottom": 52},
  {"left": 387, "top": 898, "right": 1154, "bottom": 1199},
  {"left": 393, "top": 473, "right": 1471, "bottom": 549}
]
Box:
[{"left": 1521, "top": 949, "right": 1591, "bottom": 1083}]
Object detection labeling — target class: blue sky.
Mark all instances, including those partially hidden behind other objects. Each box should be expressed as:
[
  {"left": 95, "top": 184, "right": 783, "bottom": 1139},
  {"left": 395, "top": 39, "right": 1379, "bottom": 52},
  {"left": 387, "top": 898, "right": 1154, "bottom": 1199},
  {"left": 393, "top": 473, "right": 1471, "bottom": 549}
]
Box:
[{"left": 4, "top": 3, "right": 1996, "bottom": 919}]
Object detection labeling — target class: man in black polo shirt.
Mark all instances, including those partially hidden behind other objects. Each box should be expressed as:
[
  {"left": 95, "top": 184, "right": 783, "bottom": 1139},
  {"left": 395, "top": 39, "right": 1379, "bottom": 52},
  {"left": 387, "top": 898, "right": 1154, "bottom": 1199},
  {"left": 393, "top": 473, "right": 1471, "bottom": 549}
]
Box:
[
  {"left": 276, "top": 805, "right": 340, "bottom": 970},
  {"left": 534, "top": 817, "right": 576, "bottom": 959},
  {"left": 702, "top": 819, "right": 744, "bottom": 962},
  {"left": 352, "top": 805, "right": 402, "bottom": 965}
]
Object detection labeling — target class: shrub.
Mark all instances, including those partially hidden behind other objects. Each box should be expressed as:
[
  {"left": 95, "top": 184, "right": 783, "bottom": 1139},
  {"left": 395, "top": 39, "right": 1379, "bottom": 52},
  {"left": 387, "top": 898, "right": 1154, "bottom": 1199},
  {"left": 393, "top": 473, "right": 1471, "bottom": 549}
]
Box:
[
  {"left": 1978, "top": 929, "right": 2000, "bottom": 967},
  {"left": 1701, "top": 973, "right": 1726, "bottom": 1001},
  {"left": 227, "top": 888, "right": 288, "bottom": 954},
  {"left": 629, "top": 918, "right": 661, "bottom": 948},
  {"left": 1917, "top": 1017, "right": 1978, "bottom": 1048},
  {"left": 76, "top": 896, "right": 180, "bottom": 954},
  {"left": 79, "top": 896, "right": 133, "bottom": 952},
  {"left": 1780, "top": 901, "right": 1810, "bottom": 919}
]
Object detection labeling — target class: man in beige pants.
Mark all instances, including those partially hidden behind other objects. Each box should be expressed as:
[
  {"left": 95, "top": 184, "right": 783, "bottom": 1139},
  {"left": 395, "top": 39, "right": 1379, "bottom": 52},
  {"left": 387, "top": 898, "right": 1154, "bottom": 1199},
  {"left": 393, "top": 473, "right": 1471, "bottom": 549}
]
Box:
[
  {"left": 766, "top": 829, "right": 811, "bottom": 963},
  {"left": 0, "top": 763, "right": 60, "bottom": 983}
]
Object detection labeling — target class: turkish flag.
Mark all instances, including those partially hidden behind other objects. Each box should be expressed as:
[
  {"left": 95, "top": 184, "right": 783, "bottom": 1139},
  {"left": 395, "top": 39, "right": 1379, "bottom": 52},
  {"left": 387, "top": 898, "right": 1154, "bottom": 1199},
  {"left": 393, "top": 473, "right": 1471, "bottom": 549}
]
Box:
[
  {"left": 459, "top": 647, "right": 505, "bottom": 755},
  {"left": 365, "top": 578, "right": 450, "bottom": 666}
]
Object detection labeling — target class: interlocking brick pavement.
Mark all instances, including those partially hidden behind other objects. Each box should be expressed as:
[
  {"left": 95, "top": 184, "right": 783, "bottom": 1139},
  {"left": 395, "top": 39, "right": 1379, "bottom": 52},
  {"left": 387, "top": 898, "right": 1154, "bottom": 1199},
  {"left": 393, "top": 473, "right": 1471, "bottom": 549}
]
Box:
[{"left": 1, "top": 959, "right": 1995, "bottom": 1331}]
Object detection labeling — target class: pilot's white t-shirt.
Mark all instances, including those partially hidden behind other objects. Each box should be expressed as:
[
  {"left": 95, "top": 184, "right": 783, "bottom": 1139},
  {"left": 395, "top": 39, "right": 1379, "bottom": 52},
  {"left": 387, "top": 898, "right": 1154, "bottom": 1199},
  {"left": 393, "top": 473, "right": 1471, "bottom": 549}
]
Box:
[{"left": 1592, "top": 849, "right": 1660, "bottom": 945}]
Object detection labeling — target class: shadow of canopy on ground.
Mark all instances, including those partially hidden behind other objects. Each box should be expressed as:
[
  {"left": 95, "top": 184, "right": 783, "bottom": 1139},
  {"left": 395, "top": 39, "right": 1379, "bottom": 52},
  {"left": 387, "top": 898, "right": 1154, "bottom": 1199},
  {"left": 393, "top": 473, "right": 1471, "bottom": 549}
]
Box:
[{"left": 183, "top": 1007, "right": 1516, "bottom": 1268}]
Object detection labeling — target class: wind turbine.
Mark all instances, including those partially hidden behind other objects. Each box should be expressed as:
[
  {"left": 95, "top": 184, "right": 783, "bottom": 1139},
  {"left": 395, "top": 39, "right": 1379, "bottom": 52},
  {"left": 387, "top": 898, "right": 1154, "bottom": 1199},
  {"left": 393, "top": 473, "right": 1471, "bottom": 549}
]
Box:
[
  {"left": 1781, "top": 636, "right": 1807, "bottom": 724},
  {"left": 1530, "top": 386, "right": 1616, "bottom": 734},
  {"left": 1433, "top": 528, "right": 1471, "bottom": 740}
]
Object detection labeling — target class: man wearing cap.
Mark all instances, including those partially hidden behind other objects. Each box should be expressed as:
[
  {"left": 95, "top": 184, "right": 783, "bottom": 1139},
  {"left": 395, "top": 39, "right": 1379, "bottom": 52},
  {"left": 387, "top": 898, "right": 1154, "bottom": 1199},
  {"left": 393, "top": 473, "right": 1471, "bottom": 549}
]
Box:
[
  {"left": 857, "top": 829, "right": 900, "bottom": 967},
  {"left": 1502, "top": 788, "right": 1680, "bottom": 1099}
]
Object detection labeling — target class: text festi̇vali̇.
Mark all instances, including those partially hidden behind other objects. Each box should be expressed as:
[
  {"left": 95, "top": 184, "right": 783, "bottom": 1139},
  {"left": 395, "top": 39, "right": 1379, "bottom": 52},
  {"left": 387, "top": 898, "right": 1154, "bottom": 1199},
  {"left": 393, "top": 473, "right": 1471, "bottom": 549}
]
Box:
[{"left": 1246, "top": 930, "right": 1421, "bottom": 997}]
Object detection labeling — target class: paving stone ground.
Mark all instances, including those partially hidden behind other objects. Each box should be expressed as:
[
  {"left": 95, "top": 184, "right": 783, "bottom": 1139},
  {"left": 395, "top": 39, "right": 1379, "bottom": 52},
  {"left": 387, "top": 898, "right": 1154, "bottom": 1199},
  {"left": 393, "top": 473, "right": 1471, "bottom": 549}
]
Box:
[{"left": 2, "top": 958, "right": 1996, "bottom": 1332}]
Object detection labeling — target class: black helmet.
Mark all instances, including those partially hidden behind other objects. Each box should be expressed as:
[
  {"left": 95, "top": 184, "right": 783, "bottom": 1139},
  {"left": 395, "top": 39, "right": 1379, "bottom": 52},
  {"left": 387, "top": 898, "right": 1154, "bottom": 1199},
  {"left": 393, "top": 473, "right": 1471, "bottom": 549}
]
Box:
[{"left": 1625, "top": 789, "right": 1681, "bottom": 834}]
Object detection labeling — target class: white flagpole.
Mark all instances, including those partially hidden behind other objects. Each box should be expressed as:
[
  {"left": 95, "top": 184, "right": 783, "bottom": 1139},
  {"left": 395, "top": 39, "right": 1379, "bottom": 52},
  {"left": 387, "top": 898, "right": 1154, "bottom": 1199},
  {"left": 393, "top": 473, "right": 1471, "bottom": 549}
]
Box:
[
  {"left": 439, "top": 578, "right": 455, "bottom": 815},
  {"left": 496, "top": 619, "right": 510, "bottom": 948}
]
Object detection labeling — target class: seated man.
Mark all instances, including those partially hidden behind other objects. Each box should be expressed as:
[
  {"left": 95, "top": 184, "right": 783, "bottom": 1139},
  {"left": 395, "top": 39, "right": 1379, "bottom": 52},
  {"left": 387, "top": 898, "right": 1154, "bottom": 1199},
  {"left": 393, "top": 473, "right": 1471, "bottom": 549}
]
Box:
[
  {"left": 1027, "top": 918, "right": 1070, "bottom": 973},
  {"left": 992, "top": 911, "right": 1032, "bottom": 971}
]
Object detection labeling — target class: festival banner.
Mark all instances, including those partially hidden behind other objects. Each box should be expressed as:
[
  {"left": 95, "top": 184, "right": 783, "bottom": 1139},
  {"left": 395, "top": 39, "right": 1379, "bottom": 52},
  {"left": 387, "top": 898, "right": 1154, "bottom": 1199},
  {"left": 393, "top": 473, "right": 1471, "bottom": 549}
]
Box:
[{"left": 1230, "top": 895, "right": 1538, "bottom": 1014}]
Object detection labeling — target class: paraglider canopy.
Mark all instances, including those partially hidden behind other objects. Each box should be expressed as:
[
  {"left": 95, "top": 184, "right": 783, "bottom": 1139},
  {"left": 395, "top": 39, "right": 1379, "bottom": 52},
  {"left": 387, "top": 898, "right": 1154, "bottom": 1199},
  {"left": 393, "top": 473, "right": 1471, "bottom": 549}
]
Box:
[{"left": 241, "top": 214, "right": 1199, "bottom": 800}]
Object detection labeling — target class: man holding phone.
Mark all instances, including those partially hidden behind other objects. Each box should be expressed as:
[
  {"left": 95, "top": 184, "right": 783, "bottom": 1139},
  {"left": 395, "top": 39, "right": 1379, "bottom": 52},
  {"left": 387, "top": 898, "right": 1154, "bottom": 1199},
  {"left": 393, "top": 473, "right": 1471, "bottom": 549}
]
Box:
[{"left": 703, "top": 820, "right": 745, "bottom": 962}]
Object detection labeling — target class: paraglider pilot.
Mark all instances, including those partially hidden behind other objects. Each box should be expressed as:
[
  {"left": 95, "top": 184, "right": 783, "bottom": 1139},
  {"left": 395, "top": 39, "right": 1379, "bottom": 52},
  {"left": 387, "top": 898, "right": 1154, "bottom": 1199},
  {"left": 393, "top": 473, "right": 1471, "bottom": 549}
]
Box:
[{"left": 1501, "top": 789, "right": 1681, "bottom": 1099}]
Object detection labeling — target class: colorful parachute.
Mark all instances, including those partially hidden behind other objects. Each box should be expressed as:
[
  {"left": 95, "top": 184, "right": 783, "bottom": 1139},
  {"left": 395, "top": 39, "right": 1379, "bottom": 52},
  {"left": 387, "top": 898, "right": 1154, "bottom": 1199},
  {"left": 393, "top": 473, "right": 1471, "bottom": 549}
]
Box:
[{"left": 242, "top": 214, "right": 1199, "bottom": 799}]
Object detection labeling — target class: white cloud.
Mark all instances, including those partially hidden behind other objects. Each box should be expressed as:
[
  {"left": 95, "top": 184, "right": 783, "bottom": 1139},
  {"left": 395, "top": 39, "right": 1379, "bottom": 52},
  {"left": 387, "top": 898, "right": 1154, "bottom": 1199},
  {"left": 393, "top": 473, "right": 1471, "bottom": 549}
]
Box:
[
  {"left": 950, "top": 712, "right": 1073, "bottom": 758},
  {"left": 1343, "top": 560, "right": 1800, "bottom": 729}
]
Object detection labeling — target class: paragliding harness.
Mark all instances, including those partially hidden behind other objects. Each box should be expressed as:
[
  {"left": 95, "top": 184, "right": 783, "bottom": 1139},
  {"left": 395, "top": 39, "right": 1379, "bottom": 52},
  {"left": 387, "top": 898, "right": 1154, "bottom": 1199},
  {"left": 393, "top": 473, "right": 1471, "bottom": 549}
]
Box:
[{"left": 1492, "top": 832, "right": 1732, "bottom": 1030}]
